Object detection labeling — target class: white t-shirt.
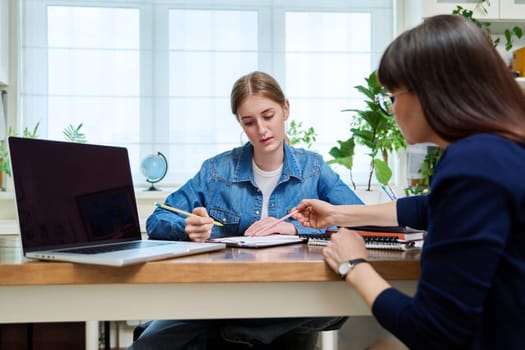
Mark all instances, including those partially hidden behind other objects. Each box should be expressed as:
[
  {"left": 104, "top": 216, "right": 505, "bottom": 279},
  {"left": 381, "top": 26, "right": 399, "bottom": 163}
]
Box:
[{"left": 252, "top": 160, "right": 283, "bottom": 218}]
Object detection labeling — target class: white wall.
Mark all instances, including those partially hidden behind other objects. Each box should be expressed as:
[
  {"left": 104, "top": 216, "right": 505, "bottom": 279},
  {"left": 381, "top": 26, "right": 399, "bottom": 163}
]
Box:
[{"left": 0, "top": 0, "right": 9, "bottom": 85}]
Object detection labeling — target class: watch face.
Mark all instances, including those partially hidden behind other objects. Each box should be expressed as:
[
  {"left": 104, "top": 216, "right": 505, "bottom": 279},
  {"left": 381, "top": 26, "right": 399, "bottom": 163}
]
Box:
[{"left": 338, "top": 261, "right": 350, "bottom": 277}]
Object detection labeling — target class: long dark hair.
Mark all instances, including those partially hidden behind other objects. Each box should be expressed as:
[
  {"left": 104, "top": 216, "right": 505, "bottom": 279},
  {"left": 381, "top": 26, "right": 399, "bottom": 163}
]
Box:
[{"left": 377, "top": 14, "right": 525, "bottom": 145}]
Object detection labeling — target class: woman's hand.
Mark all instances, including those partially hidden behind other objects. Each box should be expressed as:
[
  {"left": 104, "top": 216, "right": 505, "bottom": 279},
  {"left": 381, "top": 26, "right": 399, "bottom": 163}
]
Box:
[
  {"left": 322, "top": 228, "right": 368, "bottom": 274},
  {"left": 291, "top": 199, "right": 336, "bottom": 229},
  {"left": 184, "top": 207, "right": 214, "bottom": 242},
  {"left": 245, "top": 217, "right": 297, "bottom": 236}
]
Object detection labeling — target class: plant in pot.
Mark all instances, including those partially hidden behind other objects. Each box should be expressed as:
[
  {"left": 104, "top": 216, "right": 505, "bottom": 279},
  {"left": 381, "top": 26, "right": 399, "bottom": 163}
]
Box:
[{"left": 328, "top": 71, "right": 406, "bottom": 192}]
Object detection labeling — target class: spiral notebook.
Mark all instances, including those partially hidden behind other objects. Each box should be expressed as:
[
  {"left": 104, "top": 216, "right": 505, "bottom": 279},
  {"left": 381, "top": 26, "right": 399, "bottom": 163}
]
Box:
[{"left": 301, "top": 226, "right": 425, "bottom": 251}]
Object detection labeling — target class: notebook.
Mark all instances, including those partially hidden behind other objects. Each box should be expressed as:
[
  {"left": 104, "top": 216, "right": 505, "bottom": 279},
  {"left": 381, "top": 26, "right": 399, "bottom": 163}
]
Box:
[
  {"left": 301, "top": 226, "right": 424, "bottom": 251},
  {"left": 305, "top": 234, "right": 420, "bottom": 251},
  {"left": 8, "top": 137, "right": 225, "bottom": 266},
  {"left": 208, "top": 234, "right": 306, "bottom": 248}
]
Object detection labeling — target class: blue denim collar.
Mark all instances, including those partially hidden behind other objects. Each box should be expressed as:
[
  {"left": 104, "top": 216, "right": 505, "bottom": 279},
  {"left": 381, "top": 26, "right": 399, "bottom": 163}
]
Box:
[{"left": 232, "top": 142, "right": 303, "bottom": 184}]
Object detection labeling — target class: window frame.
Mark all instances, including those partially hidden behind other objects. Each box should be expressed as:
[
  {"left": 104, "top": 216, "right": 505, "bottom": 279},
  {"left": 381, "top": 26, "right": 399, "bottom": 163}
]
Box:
[{"left": 18, "top": 0, "right": 395, "bottom": 188}]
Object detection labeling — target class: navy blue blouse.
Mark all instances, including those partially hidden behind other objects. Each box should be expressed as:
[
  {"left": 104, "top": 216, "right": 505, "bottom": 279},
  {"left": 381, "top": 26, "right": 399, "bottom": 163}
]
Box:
[{"left": 373, "top": 134, "right": 525, "bottom": 349}]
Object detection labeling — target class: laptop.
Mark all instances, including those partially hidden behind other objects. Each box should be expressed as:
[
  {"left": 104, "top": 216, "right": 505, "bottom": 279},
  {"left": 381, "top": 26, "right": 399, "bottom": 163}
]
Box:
[{"left": 8, "top": 137, "right": 225, "bottom": 266}]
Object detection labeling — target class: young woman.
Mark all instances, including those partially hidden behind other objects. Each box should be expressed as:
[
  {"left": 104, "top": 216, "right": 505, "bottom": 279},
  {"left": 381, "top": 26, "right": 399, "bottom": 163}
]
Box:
[
  {"left": 293, "top": 15, "right": 525, "bottom": 350},
  {"left": 145, "top": 71, "right": 361, "bottom": 242},
  {"left": 130, "top": 71, "right": 363, "bottom": 349}
]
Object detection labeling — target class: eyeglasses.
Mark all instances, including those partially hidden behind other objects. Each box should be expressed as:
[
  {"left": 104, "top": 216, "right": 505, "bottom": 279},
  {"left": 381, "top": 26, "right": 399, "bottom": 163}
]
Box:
[{"left": 375, "top": 90, "right": 410, "bottom": 116}]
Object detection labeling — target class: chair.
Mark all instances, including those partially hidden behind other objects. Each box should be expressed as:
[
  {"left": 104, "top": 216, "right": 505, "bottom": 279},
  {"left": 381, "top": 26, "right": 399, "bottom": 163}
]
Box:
[{"left": 132, "top": 321, "right": 319, "bottom": 350}]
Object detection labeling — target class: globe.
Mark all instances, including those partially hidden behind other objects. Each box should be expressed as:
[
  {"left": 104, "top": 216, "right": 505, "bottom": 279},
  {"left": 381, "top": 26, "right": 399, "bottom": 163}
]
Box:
[{"left": 140, "top": 152, "right": 168, "bottom": 191}]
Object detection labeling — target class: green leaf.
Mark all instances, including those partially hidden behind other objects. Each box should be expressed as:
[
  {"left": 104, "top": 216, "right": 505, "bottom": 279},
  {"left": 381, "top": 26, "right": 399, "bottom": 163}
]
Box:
[
  {"left": 0, "top": 140, "right": 11, "bottom": 177},
  {"left": 327, "top": 156, "right": 353, "bottom": 169},
  {"left": 513, "top": 26, "right": 523, "bottom": 38},
  {"left": 328, "top": 138, "right": 355, "bottom": 170},
  {"left": 22, "top": 122, "right": 40, "bottom": 138},
  {"left": 373, "top": 158, "right": 392, "bottom": 185},
  {"left": 286, "top": 120, "right": 317, "bottom": 149},
  {"left": 63, "top": 123, "right": 87, "bottom": 143}
]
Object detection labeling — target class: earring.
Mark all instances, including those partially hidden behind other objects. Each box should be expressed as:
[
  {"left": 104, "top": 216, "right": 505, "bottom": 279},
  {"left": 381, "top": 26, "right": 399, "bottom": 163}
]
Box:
[{"left": 239, "top": 131, "right": 247, "bottom": 145}]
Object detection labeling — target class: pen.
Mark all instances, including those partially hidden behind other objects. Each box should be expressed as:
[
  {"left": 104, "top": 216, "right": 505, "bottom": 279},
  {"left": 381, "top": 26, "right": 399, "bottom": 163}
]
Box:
[
  {"left": 387, "top": 184, "right": 398, "bottom": 200},
  {"left": 380, "top": 184, "right": 396, "bottom": 201},
  {"left": 154, "top": 202, "right": 224, "bottom": 227}
]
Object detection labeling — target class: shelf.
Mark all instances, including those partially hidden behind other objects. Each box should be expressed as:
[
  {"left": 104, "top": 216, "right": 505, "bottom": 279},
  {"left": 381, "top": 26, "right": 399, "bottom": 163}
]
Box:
[{"left": 134, "top": 187, "right": 178, "bottom": 199}]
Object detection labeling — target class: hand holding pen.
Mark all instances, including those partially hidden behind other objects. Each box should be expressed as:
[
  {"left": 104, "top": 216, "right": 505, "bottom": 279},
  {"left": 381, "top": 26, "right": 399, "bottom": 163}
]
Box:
[
  {"left": 155, "top": 202, "right": 223, "bottom": 226},
  {"left": 183, "top": 207, "right": 216, "bottom": 242},
  {"left": 291, "top": 199, "right": 336, "bottom": 229},
  {"left": 155, "top": 202, "right": 223, "bottom": 242}
]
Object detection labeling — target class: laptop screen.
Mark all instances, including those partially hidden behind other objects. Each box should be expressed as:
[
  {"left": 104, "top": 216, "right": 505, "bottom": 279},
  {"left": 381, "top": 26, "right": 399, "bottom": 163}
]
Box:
[{"left": 9, "top": 137, "right": 142, "bottom": 252}]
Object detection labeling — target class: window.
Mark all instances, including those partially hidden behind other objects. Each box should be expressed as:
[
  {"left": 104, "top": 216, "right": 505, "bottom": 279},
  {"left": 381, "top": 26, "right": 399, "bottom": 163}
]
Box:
[{"left": 19, "top": 0, "right": 394, "bottom": 187}]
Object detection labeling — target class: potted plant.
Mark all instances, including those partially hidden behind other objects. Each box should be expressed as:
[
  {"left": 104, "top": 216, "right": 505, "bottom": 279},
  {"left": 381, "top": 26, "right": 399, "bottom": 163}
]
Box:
[{"left": 329, "top": 71, "right": 406, "bottom": 192}]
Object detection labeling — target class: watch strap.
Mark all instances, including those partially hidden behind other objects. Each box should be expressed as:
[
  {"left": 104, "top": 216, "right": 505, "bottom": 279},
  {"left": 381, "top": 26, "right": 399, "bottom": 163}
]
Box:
[{"left": 340, "top": 258, "right": 368, "bottom": 279}]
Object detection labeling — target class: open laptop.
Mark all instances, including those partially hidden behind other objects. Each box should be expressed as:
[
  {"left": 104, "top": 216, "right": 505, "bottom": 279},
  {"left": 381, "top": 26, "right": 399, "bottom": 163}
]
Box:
[{"left": 8, "top": 137, "right": 225, "bottom": 266}]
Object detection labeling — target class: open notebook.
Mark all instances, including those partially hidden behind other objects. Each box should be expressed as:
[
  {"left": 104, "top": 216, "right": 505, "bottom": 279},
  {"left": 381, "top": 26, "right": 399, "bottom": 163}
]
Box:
[
  {"left": 209, "top": 234, "right": 306, "bottom": 248},
  {"left": 9, "top": 137, "right": 225, "bottom": 266}
]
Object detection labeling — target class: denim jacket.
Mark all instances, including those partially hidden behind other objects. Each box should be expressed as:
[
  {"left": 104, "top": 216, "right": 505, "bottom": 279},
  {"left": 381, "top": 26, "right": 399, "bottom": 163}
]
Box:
[{"left": 146, "top": 142, "right": 363, "bottom": 240}]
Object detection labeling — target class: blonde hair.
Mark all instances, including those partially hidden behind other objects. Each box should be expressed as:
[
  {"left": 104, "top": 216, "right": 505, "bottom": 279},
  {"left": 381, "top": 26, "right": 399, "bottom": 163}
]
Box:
[{"left": 230, "top": 71, "right": 290, "bottom": 144}]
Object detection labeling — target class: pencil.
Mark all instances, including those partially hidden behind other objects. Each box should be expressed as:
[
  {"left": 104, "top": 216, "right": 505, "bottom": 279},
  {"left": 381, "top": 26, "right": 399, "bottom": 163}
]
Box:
[{"left": 154, "top": 202, "right": 224, "bottom": 227}]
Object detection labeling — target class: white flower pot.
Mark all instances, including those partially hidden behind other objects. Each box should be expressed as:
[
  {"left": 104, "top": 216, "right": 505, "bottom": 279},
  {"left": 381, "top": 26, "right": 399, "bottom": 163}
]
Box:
[{"left": 355, "top": 188, "right": 392, "bottom": 204}]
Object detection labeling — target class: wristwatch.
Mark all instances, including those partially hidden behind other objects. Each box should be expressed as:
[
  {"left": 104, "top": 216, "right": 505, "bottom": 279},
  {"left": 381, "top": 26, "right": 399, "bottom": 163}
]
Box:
[{"left": 338, "top": 258, "right": 368, "bottom": 279}]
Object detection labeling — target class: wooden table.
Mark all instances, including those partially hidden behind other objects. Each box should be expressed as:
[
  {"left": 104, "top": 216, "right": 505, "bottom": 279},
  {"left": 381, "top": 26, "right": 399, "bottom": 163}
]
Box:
[{"left": 0, "top": 235, "right": 420, "bottom": 348}]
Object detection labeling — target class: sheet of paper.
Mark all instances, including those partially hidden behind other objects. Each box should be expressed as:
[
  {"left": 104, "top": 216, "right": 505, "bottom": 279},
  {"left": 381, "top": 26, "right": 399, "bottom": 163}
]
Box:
[{"left": 209, "top": 234, "right": 305, "bottom": 247}]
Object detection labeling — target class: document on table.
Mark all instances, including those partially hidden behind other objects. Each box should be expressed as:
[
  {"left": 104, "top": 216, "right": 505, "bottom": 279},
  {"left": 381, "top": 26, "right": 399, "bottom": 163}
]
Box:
[{"left": 208, "top": 234, "right": 307, "bottom": 248}]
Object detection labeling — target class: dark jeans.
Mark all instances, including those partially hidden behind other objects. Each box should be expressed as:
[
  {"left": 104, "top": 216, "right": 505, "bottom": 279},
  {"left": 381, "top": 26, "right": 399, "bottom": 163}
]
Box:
[{"left": 129, "top": 317, "right": 347, "bottom": 350}]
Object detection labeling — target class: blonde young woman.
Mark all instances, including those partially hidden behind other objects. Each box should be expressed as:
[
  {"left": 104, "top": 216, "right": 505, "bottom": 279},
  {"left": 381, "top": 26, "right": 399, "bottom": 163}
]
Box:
[{"left": 130, "top": 71, "right": 363, "bottom": 349}]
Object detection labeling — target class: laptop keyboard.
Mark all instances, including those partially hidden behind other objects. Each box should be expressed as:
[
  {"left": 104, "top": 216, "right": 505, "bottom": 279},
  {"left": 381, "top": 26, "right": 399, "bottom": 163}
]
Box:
[{"left": 57, "top": 241, "right": 171, "bottom": 255}]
